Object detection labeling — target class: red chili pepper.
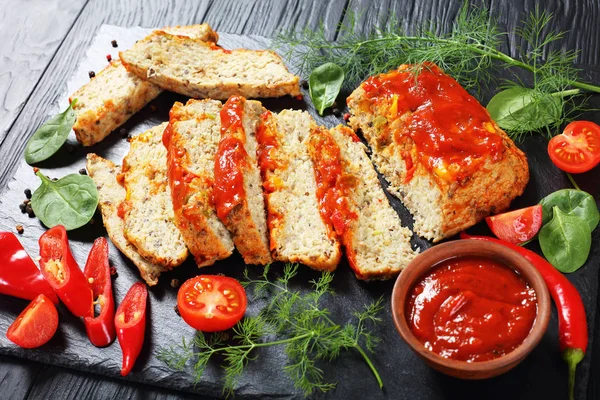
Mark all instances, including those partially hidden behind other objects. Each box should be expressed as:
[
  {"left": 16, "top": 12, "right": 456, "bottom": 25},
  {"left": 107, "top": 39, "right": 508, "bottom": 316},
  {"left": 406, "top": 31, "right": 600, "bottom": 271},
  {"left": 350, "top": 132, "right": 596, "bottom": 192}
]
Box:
[
  {"left": 39, "top": 226, "right": 93, "bottom": 318},
  {"left": 115, "top": 281, "right": 148, "bottom": 376},
  {"left": 460, "top": 233, "right": 587, "bottom": 400},
  {"left": 83, "top": 237, "right": 116, "bottom": 347},
  {"left": 0, "top": 232, "right": 58, "bottom": 304}
]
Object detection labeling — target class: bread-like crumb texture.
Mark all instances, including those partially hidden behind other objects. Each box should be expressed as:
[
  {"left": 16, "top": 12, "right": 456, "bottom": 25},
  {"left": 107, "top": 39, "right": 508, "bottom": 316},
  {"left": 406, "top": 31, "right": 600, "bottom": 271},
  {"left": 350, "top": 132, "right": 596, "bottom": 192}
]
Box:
[
  {"left": 347, "top": 64, "right": 529, "bottom": 242},
  {"left": 307, "top": 125, "right": 416, "bottom": 280},
  {"left": 166, "top": 99, "right": 234, "bottom": 266},
  {"left": 120, "top": 123, "right": 188, "bottom": 268},
  {"left": 70, "top": 24, "right": 219, "bottom": 146},
  {"left": 70, "top": 60, "right": 162, "bottom": 146},
  {"left": 86, "top": 153, "right": 165, "bottom": 285},
  {"left": 214, "top": 96, "right": 271, "bottom": 265},
  {"left": 119, "top": 31, "right": 300, "bottom": 100},
  {"left": 257, "top": 110, "right": 341, "bottom": 271}
]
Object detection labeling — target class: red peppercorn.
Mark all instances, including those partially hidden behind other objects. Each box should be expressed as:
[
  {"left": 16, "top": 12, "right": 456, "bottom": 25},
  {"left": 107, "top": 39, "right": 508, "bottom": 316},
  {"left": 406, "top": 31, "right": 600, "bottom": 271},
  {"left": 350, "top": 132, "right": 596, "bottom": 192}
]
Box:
[
  {"left": 106, "top": 54, "right": 112, "bottom": 62},
  {"left": 343, "top": 113, "right": 351, "bottom": 122},
  {"left": 295, "top": 94, "right": 303, "bottom": 101}
]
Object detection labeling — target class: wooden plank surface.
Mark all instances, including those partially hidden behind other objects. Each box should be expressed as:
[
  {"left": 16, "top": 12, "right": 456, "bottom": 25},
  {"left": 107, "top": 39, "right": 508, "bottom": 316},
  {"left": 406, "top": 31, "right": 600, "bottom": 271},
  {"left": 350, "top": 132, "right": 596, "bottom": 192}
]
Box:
[
  {"left": 0, "top": 0, "right": 87, "bottom": 147},
  {"left": 1, "top": 0, "right": 599, "bottom": 399}
]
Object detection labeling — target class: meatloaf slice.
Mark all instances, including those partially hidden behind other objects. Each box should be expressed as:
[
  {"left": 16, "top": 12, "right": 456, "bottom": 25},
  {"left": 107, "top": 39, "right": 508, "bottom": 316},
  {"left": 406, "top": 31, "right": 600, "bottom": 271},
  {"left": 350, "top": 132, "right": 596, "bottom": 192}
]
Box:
[
  {"left": 119, "top": 31, "right": 300, "bottom": 100},
  {"left": 347, "top": 63, "right": 529, "bottom": 242},
  {"left": 213, "top": 96, "right": 272, "bottom": 265},
  {"left": 70, "top": 24, "right": 218, "bottom": 146},
  {"left": 307, "top": 125, "right": 416, "bottom": 280},
  {"left": 86, "top": 154, "right": 166, "bottom": 285},
  {"left": 119, "top": 123, "right": 188, "bottom": 268},
  {"left": 256, "top": 110, "right": 342, "bottom": 271},
  {"left": 165, "top": 99, "right": 234, "bottom": 267}
]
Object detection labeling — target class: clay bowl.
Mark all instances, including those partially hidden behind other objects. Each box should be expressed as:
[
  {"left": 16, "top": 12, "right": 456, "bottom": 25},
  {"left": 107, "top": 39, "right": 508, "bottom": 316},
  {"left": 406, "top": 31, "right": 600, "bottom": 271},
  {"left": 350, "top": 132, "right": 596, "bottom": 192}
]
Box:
[{"left": 391, "top": 240, "right": 551, "bottom": 379}]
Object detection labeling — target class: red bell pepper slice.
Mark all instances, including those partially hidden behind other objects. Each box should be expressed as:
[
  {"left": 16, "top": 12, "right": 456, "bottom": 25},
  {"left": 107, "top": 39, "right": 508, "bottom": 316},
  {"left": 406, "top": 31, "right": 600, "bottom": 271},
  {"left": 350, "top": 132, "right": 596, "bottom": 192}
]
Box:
[
  {"left": 0, "top": 232, "right": 58, "bottom": 304},
  {"left": 83, "top": 237, "right": 116, "bottom": 347},
  {"left": 39, "top": 225, "right": 93, "bottom": 318},
  {"left": 115, "top": 281, "right": 148, "bottom": 376}
]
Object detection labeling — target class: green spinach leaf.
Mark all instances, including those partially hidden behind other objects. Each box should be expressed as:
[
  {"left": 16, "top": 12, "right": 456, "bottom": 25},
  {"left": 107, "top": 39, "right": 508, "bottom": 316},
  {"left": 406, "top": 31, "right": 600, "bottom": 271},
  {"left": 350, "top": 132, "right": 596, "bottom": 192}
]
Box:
[
  {"left": 25, "top": 99, "right": 77, "bottom": 165},
  {"left": 309, "top": 63, "right": 344, "bottom": 116},
  {"left": 31, "top": 171, "right": 98, "bottom": 231},
  {"left": 539, "top": 206, "right": 591, "bottom": 273},
  {"left": 486, "top": 87, "right": 562, "bottom": 132},
  {"left": 539, "top": 189, "right": 599, "bottom": 232}
]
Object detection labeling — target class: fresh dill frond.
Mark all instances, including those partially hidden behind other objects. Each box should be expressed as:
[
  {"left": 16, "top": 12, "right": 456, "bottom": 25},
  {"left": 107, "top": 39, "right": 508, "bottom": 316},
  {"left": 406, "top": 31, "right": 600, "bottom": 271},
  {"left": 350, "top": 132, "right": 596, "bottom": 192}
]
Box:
[
  {"left": 157, "top": 264, "right": 385, "bottom": 398},
  {"left": 274, "top": 2, "right": 600, "bottom": 138}
]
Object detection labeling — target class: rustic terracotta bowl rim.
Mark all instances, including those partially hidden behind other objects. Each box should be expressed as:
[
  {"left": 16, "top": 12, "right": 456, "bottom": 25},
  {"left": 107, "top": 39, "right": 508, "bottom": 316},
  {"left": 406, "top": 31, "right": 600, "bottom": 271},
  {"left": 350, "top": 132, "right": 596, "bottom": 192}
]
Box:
[{"left": 391, "top": 240, "right": 551, "bottom": 375}]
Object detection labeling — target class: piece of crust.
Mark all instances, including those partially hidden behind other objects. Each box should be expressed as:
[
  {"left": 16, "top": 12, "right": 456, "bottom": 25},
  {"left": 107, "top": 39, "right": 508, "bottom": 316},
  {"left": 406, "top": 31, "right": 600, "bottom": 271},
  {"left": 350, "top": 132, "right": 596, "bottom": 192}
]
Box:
[
  {"left": 86, "top": 153, "right": 166, "bottom": 285},
  {"left": 119, "top": 122, "right": 189, "bottom": 268},
  {"left": 213, "top": 96, "right": 271, "bottom": 265},
  {"left": 119, "top": 31, "right": 300, "bottom": 100},
  {"left": 70, "top": 23, "right": 219, "bottom": 146},
  {"left": 165, "top": 99, "right": 234, "bottom": 266},
  {"left": 256, "top": 110, "right": 342, "bottom": 271},
  {"left": 307, "top": 125, "right": 416, "bottom": 280}
]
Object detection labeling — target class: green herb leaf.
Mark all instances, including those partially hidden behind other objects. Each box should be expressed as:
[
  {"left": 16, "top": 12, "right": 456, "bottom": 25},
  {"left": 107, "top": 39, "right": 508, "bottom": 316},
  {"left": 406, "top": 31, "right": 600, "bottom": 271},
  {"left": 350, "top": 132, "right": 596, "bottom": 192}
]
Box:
[
  {"left": 309, "top": 63, "right": 344, "bottom": 115},
  {"left": 25, "top": 99, "right": 77, "bottom": 165},
  {"left": 486, "top": 87, "right": 562, "bottom": 132},
  {"left": 539, "top": 189, "right": 599, "bottom": 232},
  {"left": 31, "top": 171, "right": 98, "bottom": 231},
  {"left": 539, "top": 206, "right": 591, "bottom": 273}
]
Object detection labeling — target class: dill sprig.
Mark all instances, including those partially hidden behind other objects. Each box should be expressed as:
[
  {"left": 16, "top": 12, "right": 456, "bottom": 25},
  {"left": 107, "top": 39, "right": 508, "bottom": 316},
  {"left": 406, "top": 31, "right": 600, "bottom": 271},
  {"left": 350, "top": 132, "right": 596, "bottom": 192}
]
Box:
[
  {"left": 274, "top": 3, "right": 600, "bottom": 138},
  {"left": 157, "top": 263, "right": 384, "bottom": 398}
]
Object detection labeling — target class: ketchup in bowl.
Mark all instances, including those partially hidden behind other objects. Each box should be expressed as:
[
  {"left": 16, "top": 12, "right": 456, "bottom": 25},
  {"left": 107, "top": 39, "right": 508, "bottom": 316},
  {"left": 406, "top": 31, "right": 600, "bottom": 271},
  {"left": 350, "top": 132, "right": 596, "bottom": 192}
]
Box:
[{"left": 406, "top": 256, "right": 537, "bottom": 362}]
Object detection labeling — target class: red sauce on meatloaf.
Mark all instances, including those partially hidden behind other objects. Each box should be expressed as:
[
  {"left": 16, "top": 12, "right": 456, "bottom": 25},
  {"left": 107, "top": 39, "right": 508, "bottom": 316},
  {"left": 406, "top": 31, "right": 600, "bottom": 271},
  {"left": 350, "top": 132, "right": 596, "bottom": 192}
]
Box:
[
  {"left": 362, "top": 63, "right": 504, "bottom": 182},
  {"left": 406, "top": 256, "right": 537, "bottom": 362},
  {"left": 213, "top": 96, "right": 249, "bottom": 221}
]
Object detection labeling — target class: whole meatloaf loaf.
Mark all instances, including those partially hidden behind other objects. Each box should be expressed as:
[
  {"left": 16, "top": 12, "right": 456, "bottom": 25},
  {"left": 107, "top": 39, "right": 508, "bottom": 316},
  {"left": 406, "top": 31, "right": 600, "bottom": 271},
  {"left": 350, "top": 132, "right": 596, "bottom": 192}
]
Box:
[{"left": 347, "top": 63, "right": 529, "bottom": 242}]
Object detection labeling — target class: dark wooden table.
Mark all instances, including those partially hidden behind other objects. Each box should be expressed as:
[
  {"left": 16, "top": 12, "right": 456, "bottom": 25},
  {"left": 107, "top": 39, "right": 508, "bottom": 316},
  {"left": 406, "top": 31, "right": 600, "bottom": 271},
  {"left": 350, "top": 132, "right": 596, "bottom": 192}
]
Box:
[{"left": 1, "top": 0, "right": 599, "bottom": 399}]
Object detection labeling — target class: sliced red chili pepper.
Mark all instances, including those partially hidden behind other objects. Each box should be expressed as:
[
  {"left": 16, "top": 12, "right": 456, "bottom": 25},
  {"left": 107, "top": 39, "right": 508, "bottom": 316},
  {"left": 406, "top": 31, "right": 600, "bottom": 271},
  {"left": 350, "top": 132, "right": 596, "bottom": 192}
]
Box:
[
  {"left": 83, "top": 237, "right": 116, "bottom": 347},
  {"left": 6, "top": 294, "right": 58, "bottom": 348},
  {"left": 460, "top": 233, "right": 587, "bottom": 400},
  {"left": 115, "top": 281, "right": 148, "bottom": 376},
  {"left": 39, "top": 226, "right": 93, "bottom": 318},
  {"left": 0, "top": 232, "right": 58, "bottom": 304}
]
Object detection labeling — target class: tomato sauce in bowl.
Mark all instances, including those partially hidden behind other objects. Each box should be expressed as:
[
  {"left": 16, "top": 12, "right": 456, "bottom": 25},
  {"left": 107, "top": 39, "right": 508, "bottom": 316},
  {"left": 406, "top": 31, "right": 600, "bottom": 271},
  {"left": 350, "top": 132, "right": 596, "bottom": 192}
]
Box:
[{"left": 406, "top": 256, "right": 537, "bottom": 362}]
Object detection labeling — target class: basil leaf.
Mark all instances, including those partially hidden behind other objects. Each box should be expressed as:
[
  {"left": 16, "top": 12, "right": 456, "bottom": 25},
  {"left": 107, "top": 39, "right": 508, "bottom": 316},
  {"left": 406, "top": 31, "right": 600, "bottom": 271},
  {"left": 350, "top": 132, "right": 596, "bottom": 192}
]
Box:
[
  {"left": 25, "top": 99, "right": 77, "bottom": 165},
  {"left": 539, "top": 206, "right": 591, "bottom": 273},
  {"left": 539, "top": 189, "right": 599, "bottom": 232},
  {"left": 31, "top": 171, "right": 98, "bottom": 231},
  {"left": 309, "top": 63, "right": 345, "bottom": 116},
  {"left": 486, "top": 87, "right": 561, "bottom": 132}
]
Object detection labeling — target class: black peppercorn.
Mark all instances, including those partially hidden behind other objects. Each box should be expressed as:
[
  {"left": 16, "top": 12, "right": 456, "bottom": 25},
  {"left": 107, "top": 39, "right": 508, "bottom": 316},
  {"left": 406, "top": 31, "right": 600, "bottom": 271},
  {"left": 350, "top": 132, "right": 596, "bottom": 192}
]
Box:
[
  {"left": 88, "top": 70, "right": 96, "bottom": 79},
  {"left": 171, "top": 279, "right": 180, "bottom": 288},
  {"left": 301, "top": 80, "right": 309, "bottom": 89},
  {"left": 24, "top": 188, "right": 32, "bottom": 199},
  {"left": 79, "top": 168, "right": 87, "bottom": 175},
  {"left": 19, "top": 203, "right": 26, "bottom": 213},
  {"left": 111, "top": 40, "right": 118, "bottom": 48},
  {"left": 26, "top": 204, "right": 35, "bottom": 218}
]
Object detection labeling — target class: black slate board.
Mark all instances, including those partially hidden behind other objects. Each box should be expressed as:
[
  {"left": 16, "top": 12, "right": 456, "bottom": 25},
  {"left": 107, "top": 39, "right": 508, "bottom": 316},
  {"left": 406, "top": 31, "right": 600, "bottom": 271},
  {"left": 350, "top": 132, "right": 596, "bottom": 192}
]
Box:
[{"left": 0, "top": 25, "right": 598, "bottom": 400}]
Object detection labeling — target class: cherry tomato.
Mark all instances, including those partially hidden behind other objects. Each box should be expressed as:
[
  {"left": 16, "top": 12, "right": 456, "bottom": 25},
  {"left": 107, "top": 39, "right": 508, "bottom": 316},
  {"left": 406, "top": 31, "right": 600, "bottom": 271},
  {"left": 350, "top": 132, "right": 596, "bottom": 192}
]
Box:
[
  {"left": 6, "top": 294, "right": 59, "bottom": 348},
  {"left": 548, "top": 121, "right": 600, "bottom": 173},
  {"left": 177, "top": 275, "right": 247, "bottom": 332},
  {"left": 485, "top": 205, "right": 543, "bottom": 245}
]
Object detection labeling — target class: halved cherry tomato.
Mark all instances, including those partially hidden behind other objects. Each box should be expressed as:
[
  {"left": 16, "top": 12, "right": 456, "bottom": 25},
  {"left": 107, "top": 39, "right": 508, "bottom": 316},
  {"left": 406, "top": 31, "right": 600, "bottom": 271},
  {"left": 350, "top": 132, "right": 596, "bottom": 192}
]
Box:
[
  {"left": 6, "top": 294, "right": 58, "bottom": 348},
  {"left": 177, "top": 275, "right": 247, "bottom": 332},
  {"left": 485, "top": 205, "right": 543, "bottom": 245},
  {"left": 548, "top": 121, "right": 600, "bottom": 173}
]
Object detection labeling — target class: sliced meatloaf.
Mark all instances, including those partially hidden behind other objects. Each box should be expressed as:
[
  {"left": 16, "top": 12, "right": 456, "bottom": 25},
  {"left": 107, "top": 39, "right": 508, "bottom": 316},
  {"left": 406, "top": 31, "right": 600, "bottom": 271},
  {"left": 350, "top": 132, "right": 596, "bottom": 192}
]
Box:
[
  {"left": 119, "top": 31, "right": 300, "bottom": 100},
  {"left": 256, "top": 110, "right": 341, "bottom": 271},
  {"left": 86, "top": 153, "right": 166, "bottom": 285},
  {"left": 213, "top": 96, "right": 272, "bottom": 265},
  {"left": 119, "top": 123, "right": 188, "bottom": 267},
  {"left": 347, "top": 63, "right": 529, "bottom": 242},
  {"left": 70, "top": 24, "right": 218, "bottom": 146},
  {"left": 307, "top": 125, "right": 416, "bottom": 280},
  {"left": 165, "top": 99, "right": 234, "bottom": 266}
]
